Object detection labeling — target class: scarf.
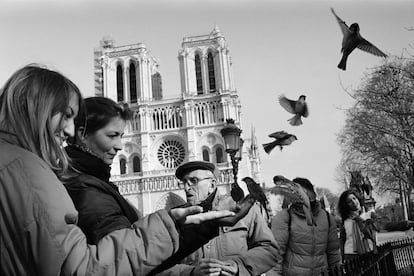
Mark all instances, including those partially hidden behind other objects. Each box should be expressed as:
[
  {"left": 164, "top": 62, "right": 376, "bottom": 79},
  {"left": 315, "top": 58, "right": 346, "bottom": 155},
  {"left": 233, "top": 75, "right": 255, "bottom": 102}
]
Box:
[
  {"left": 352, "top": 217, "right": 378, "bottom": 254},
  {"left": 65, "top": 144, "right": 112, "bottom": 183}
]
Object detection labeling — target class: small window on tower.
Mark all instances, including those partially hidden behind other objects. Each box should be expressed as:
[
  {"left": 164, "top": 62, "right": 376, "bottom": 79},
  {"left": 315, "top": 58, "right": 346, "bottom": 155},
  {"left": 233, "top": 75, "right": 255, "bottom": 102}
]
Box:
[
  {"left": 120, "top": 158, "right": 126, "bottom": 175},
  {"left": 202, "top": 149, "right": 210, "bottom": 162},
  {"left": 195, "top": 54, "right": 203, "bottom": 94},
  {"left": 130, "top": 62, "right": 137, "bottom": 103},
  {"left": 216, "top": 147, "right": 224, "bottom": 163},
  {"left": 207, "top": 52, "right": 216, "bottom": 92},
  {"left": 133, "top": 156, "right": 141, "bottom": 173},
  {"left": 117, "top": 64, "right": 124, "bottom": 102}
]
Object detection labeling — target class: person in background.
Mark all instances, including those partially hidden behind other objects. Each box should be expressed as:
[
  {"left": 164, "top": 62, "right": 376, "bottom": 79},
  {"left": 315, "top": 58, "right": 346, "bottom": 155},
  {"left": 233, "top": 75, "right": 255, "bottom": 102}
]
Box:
[
  {"left": 269, "top": 177, "right": 341, "bottom": 276},
  {"left": 337, "top": 190, "right": 378, "bottom": 260},
  {"left": 157, "top": 161, "right": 281, "bottom": 276},
  {"left": 0, "top": 65, "right": 237, "bottom": 276}
]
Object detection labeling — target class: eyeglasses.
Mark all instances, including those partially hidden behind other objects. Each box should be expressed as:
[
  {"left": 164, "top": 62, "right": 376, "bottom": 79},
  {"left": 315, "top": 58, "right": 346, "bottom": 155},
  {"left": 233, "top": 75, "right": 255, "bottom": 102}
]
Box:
[{"left": 179, "top": 177, "right": 213, "bottom": 188}]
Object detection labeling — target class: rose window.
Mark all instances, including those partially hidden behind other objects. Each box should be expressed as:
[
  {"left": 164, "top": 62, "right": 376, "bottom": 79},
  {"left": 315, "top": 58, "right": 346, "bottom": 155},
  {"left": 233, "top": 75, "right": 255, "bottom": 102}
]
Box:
[{"left": 157, "top": 140, "right": 186, "bottom": 168}]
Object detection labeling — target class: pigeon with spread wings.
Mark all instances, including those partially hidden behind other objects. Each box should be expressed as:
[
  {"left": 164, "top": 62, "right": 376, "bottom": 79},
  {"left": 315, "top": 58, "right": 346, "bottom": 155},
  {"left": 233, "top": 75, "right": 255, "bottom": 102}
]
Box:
[
  {"left": 330, "top": 7, "right": 387, "bottom": 71},
  {"left": 279, "top": 95, "right": 309, "bottom": 126},
  {"left": 272, "top": 175, "right": 315, "bottom": 226},
  {"left": 263, "top": 131, "right": 297, "bottom": 154}
]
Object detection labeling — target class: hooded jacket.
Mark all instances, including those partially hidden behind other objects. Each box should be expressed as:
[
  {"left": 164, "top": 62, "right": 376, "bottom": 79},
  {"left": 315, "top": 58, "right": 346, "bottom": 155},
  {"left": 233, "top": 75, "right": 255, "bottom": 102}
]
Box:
[
  {"left": 269, "top": 202, "right": 341, "bottom": 276},
  {"left": 0, "top": 132, "right": 198, "bottom": 275}
]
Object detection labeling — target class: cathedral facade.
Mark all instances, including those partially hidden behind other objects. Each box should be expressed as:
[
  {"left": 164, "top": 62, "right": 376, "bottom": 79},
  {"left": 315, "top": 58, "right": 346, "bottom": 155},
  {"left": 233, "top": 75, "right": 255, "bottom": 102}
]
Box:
[{"left": 93, "top": 27, "right": 261, "bottom": 215}]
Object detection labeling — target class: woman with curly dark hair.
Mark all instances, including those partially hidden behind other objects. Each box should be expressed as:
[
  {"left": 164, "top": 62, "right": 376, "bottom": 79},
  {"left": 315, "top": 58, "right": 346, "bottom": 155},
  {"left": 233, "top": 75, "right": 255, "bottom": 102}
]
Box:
[{"left": 337, "top": 190, "right": 377, "bottom": 260}]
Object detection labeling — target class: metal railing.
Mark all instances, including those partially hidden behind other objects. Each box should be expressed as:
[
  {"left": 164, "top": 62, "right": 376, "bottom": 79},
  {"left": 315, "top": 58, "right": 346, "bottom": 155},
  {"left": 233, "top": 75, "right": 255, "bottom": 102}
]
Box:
[
  {"left": 322, "top": 237, "right": 414, "bottom": 276},
  {"left": 113, "top": 167, "right": 234, "bottom": 195}
]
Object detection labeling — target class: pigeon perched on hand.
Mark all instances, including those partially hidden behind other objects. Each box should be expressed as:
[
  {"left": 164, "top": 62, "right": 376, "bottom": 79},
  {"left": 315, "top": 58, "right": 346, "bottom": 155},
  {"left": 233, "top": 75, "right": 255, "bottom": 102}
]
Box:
[
  {"left": 279, "top": 95, "right": 309, "bottom": 126},
  {"left": 330, "top": 7, "right": 387, "bottom": 71},
  {"left": 243, "top": 177, "right": 269, "bottom": 210},
  {"left": 263, "top": 131, "right": 297, "bottom": 154},
  {"left": 242, "top": 176, "right": 271, "bottom": 224},
  {"left": 272, "top": 175, "right": 315, "bottom": 226}
]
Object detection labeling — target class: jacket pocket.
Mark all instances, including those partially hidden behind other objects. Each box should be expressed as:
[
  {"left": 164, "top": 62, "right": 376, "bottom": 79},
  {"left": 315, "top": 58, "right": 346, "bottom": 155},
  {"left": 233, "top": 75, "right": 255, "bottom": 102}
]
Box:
[{"left": 219, "top": 225, "right": 249, "bottom": 257}]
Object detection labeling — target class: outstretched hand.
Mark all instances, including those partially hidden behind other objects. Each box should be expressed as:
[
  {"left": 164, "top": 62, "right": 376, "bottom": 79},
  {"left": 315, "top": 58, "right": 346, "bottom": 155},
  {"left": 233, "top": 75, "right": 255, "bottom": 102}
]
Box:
[
  {"left": 170, "top": 206, "right": 235, "bottom": 225},
  {"left": 213, "top": 195, "right": 255, "bottom": 226}
]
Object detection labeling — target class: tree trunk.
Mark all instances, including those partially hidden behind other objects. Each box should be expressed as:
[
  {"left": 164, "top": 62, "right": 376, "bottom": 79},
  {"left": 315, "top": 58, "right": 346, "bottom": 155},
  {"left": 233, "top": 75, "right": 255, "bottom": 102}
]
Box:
[{"left": 399, "top": 181, "right": 408, "bottom": 220}]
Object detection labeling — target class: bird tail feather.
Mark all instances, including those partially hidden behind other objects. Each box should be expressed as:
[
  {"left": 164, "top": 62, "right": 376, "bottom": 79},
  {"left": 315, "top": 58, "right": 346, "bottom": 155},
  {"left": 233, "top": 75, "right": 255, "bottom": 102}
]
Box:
[
  {"left": 288, "top": 114, "right": 302, "bottom": 126},
  {"left": 263, "top": 141, "right": 278, "bottom": 154},
  {"left": 338, "top": 55, "right": 347, "bottom": 70}
]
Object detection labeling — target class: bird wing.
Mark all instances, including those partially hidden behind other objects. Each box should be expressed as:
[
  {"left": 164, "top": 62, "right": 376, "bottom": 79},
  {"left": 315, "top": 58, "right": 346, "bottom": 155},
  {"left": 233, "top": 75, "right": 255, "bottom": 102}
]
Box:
[
  {"left": 279, "top": 96, "right": 297, "bottom": 114},
  {"left": 330, "top": 8, "right": 350, "bottom": 36},
  {"left": 268, "top": 131, "right": 288, "bottom": 139},
  {"left": 272, "top": 176, "right": 314, "bottom": 226},
  {"left": 357, "top": 38, "right": 387, "bottom": 57},
  {"left": 272, "top": 176, "right": 310, "bottom": 209},
  {"left": 280, "top": 135, "right": 297, "bottom": 146}
]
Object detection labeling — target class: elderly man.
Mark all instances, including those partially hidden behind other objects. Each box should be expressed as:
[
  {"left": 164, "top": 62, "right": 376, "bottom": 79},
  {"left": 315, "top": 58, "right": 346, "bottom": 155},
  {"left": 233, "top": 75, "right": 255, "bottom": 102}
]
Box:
[{"left": 158, "top": 161, "right": 281, "bottom": 276}]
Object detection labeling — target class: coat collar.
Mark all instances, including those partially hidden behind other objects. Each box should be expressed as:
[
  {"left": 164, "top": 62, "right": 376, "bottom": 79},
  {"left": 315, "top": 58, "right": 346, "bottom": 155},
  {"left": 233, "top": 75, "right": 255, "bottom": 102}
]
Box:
[{"left": 65, "top": 144, "right": 111, "bottom": 183}]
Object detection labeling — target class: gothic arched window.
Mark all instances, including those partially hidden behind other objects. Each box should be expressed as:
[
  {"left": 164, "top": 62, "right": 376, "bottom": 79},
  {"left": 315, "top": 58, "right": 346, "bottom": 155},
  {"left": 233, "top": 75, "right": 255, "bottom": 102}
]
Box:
[
  {"left": 195, "top": 54, "right": 203, "bottom": 94},
  {"left": 152, "top": 72, "right": 163, "bottom": 100},
  {"left": 116, "top": 64, "right": 124, "bottom": 102},
  {"left": 216, "top": 147, "right": 224, "bottom": 163},
  {"left": 133, "top": 156, "right": 141, "bottom": 173},
  {"left": 202, "top": 149, "right": 210, "bottom": 162},
  {"left": 207, "top": 52, "right": 216, "bottom": 92},
  {"left": 130, "top": 63, "right": 137, "bottom": 103},
  {"left": 120, "top": 158, "right": 126, "bottom": 175}
]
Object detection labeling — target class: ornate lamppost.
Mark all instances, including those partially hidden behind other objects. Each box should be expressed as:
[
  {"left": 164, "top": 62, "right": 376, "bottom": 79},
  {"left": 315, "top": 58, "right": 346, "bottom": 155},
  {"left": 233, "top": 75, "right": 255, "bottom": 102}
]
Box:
[{"left": 220, "top": 119, "right": 245, "bottom": 201}]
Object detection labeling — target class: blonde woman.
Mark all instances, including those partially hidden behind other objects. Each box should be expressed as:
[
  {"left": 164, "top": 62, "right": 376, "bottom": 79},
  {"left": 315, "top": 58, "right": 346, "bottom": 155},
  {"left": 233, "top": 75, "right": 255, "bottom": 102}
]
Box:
[{"left": 0, "top": 64, "right": 236, "bottom": 275}]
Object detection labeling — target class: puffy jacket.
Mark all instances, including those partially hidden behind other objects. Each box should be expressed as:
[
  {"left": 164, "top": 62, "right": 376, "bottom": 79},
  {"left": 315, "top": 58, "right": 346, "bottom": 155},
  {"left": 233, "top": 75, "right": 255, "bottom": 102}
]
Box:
[
  {"left": 0, "top": 132, "right": 183, "bottom": 275},
  {"left": 158, "top": 200, "right": 282, "bottom": 276},
  {"left": 270, "top": 203, "right": 341, "bottom": 276}
]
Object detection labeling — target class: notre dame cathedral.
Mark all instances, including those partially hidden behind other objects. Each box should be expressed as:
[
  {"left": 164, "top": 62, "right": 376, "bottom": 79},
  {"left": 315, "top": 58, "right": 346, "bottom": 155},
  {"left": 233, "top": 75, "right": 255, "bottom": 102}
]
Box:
[{"left": 93, "top": 26, "right": 261, "bottom": 215}]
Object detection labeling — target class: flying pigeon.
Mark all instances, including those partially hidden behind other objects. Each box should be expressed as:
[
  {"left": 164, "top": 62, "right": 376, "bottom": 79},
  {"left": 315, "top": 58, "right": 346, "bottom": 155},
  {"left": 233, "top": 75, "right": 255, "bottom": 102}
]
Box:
[
  {"left": 263, "top": 131, "right": 297, "bottom": 154},
  {"left": 272, "top": 175, "right": 315, "bottom": 226},
  {"left": 279, "top": 95, "right": 309, "bottom": 126},
  {"left": 331, "top": 7, "right": 387, "bottom": 71}
]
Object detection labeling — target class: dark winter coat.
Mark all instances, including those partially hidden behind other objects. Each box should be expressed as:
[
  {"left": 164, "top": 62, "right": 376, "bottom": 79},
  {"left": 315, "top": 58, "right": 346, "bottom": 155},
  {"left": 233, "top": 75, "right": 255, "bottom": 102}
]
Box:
[{"left": 64, "top": 145, "right": 139, "bottom": 244}]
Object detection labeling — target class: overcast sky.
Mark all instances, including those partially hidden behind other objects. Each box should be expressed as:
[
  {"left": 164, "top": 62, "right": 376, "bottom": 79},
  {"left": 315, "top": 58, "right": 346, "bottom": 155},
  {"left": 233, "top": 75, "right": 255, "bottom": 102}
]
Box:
[{"left": 1, "top": 0, "right": 413, "bottom": 197}]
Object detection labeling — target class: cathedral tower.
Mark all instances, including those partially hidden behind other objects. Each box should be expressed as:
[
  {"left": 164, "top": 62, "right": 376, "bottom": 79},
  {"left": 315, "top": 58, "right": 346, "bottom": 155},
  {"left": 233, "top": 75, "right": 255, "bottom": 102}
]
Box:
[{"left": 93, "top": 27, "right": 260, "bottom": 215}]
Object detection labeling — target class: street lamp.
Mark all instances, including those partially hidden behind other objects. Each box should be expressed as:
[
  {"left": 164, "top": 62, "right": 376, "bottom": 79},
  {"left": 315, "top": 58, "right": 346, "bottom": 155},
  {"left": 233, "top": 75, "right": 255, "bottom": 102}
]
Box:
[{"left": 220, "top": 119, "right": 245, "bottom": 202}]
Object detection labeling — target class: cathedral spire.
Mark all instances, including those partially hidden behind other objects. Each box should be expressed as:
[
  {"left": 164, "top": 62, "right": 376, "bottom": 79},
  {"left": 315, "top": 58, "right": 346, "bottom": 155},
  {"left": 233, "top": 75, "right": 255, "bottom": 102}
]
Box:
[
  {"left": 249, "top": 125, "right": 259, "bottom": 159},
  {"left": 210, "top": 24, "right": 222, "bottom": 37}
]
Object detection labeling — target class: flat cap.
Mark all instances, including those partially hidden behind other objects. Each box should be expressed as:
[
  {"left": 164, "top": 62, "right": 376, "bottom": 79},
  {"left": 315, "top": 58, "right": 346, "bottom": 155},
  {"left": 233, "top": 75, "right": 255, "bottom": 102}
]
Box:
[{"left": 175, "top": 161, "right": 216, "bottom": 180}]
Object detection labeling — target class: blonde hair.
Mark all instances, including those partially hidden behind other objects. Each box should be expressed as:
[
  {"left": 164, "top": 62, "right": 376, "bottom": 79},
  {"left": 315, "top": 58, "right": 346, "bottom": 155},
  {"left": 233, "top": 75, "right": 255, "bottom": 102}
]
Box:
[{"left": 0, "top": 64, "right": 83, "bottom": 175}]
